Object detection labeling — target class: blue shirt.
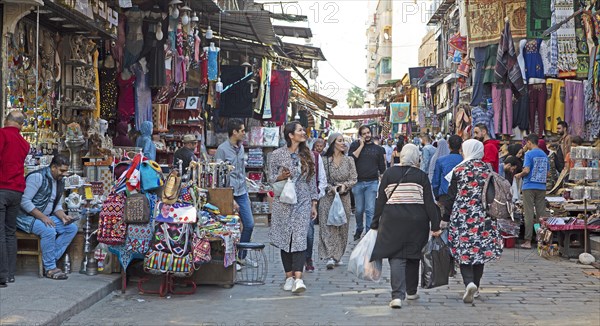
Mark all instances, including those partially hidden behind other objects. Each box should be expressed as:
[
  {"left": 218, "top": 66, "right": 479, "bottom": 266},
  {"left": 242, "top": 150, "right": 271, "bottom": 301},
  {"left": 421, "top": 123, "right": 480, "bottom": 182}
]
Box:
[
  {"left": 215, "top": 140, "right": 247, "bottom": 196},
  {"left": 420, "top": 144, "right": 436, "bottom": 172},
  {"left": 522, "top": 148, "right": 549, "bottom": 191},
  {"left": 432, "top": 153, "right": 463, "bottom": 198}
]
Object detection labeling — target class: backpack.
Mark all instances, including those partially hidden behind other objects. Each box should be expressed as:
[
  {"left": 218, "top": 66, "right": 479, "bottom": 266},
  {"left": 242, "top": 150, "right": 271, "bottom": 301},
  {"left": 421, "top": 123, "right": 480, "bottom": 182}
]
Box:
[{"left": 482, "top": 171, "right": 514, "bottom": 221}]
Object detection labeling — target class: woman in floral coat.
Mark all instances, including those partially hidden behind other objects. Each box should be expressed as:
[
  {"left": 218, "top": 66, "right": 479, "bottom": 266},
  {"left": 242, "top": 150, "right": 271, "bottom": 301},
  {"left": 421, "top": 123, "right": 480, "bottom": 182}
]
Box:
[
  {"left": 267, "top": 122, "right": 318, "bottom": 294},
  {"left": 441, "top": 139, "right": 502, "bottom": 304}
]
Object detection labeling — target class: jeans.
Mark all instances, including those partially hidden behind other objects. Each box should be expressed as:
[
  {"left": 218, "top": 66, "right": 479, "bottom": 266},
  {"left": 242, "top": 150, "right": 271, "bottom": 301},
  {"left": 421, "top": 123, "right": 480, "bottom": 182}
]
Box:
[
  {"left": 522, "top": 189, "right": 547, "bottom": 241},
  {"left": 352, "top": 180, "right": 379, "bottom": 234},
  {"left": 460, "top": 264, "right": 485, "bottom": 287},
  {"left": 30, "top": 215, "right": 78, "bottom": 270},
  {"left": 0, "top": 190, "right": 22, "bottom": 281},
  {"left": 306, "top": 219, "right": 314, "bottom": 261},
  {"left": 234, "top": 193, "right": 254, "bottom": 259}
]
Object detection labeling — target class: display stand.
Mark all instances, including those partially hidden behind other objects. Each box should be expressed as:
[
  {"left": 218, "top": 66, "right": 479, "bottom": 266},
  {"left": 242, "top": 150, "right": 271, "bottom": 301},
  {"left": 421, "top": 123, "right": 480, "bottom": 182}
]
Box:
[
  {"left": 193, "top": 188, "right": 237, "bottom": 287},
  {"left": 138, "top": 273, "right": 197, "bottom": 297}
]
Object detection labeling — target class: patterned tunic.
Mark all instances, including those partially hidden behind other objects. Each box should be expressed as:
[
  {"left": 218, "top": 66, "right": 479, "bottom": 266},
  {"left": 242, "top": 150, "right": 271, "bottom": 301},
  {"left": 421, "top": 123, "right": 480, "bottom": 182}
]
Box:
[
  {"left": 268, "top": 147, "right": 318, "bottom": 253},
  {"left": 318, "top": 156, "right": 357, "bottom": 261},
  {"left": 444, "top": 159, "right": 503, "bottom": 265}
]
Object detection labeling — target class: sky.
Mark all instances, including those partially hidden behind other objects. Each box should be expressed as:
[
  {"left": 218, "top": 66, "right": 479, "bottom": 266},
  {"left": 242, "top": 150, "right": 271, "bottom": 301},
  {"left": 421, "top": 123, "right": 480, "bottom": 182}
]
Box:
[{"left": 260, "top": 0, "right": 433, "bottom": 106}]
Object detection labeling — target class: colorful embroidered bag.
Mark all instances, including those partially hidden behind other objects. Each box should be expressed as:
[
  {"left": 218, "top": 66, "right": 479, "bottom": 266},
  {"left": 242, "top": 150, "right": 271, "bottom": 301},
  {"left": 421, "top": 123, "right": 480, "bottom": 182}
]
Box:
[
  {"left": 97, "top": 192, "right": 127, "bottom": 245},
  {"left": 124, "top": 193, "right": 150, "bottom": 224},
  {"left": 144, "top": 222, "right": 194, "bottom": 277},
  {"left": 192, "top": 230, "right": 211, "bottom": 267}
]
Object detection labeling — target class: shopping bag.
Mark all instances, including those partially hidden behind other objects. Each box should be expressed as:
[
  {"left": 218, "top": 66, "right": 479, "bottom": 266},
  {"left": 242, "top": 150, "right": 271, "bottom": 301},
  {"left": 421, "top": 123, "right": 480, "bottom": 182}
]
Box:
[
  {"left": 421, "top": 236, "right": 452, "bottom": 289},
  {"left": 326, "top": 192, "right": 347, "bottom": 226},
  {"left": 279, "top": 179, "right": 297, "bottom": 204},
  {"left": 347, "top": 229, "right": 382, "bottom": 282}
]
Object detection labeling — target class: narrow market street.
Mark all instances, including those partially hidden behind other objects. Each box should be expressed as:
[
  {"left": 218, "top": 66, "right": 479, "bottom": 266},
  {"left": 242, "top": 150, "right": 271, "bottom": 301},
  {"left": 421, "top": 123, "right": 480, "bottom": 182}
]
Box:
[{"left": 63, "top": 219, "right": 600, "bottom": 326}]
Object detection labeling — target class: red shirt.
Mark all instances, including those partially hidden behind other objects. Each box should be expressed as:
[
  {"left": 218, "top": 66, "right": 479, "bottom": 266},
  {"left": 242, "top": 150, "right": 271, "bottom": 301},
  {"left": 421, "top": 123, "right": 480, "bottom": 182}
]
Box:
[
  {"left": 0, "top": 126, "right": 30, "bottom": 192},
  {"left": 483, "top": 139, "right": 500, "bottom": 173}
]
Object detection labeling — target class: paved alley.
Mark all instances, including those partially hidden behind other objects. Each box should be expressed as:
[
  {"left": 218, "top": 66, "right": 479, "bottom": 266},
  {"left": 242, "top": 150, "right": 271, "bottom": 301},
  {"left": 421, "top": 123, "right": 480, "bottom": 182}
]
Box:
[{"left": 63, "top": 220, "right": 600, "bottom": 326}]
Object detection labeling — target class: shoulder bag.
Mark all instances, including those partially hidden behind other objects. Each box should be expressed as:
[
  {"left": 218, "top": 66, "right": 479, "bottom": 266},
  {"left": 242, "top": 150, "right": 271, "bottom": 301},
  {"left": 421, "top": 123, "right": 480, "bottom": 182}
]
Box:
[{"left": 124, "top": 193, "right": 150, "bottom": 224}]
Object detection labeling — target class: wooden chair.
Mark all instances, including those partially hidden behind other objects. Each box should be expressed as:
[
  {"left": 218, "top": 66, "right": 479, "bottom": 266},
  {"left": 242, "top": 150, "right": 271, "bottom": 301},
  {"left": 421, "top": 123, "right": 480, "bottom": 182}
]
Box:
[{"left": 16, "top": 231, "right": 44, "bottom": 277}]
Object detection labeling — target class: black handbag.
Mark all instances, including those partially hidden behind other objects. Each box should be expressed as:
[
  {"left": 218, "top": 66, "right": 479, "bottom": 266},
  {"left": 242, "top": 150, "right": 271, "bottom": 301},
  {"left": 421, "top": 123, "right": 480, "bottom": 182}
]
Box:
[{"left": 124, "top": 193, "right": 150, "bottom": 224}]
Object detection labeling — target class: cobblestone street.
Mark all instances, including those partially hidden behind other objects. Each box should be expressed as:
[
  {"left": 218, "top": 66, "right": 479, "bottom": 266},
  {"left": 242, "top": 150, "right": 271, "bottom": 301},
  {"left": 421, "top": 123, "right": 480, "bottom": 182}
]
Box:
[{"left": 62, "top": 218, "right": 600, "bottom": 326}]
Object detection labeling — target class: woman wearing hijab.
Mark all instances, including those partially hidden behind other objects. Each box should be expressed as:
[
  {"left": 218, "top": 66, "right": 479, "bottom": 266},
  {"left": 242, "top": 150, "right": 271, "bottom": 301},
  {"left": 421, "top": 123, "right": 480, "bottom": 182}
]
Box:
[
  {"left": 318, "top": 133, "right": 357, "bottom": 269},
  {"left": 135, "top": 121, "right": 156, "bottom": 160},
  {"left": 113, "top": 121, "right": 133, "bottom": 147},
  {"left": 427, "top": 139, "right": 450, "bottom": 182},
  {"left": 370, "top": 144, "right": 442, "bottom": 309},
  {"left": 441, "top": 139, "right": 503, "bottom": 304}
]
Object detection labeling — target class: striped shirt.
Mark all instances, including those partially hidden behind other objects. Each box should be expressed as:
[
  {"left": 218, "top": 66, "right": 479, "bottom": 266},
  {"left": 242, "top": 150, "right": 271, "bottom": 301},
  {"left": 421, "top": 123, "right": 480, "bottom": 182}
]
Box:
[{"left": 384, "top": 183, "right": 424, "bottom": 205}]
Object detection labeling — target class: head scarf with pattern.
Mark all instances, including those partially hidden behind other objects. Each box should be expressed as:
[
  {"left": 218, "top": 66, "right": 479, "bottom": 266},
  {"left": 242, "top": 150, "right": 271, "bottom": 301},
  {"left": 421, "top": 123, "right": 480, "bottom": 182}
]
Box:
[{"left": 445, "top": 139, "right": 484, "bottom": 182}]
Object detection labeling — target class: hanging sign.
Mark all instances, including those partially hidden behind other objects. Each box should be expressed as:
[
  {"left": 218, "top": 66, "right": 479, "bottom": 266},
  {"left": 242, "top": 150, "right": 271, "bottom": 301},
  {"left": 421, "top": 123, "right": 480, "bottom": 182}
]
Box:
[{"left": 390, "top": 102, "right": 410, "bottom": 124}]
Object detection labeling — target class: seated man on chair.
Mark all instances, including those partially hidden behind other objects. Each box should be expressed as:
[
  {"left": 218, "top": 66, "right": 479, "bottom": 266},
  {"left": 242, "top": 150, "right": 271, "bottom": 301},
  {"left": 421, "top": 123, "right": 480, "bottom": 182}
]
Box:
[{"left": 16, "top": 155, "right": 77, "bottom": 280}]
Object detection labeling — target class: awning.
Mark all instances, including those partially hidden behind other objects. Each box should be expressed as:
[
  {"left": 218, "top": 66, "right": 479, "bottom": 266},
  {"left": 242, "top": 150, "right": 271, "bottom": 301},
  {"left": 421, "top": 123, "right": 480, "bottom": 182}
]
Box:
[
  {"left": 291, "top": 79, "right": 336, "bottom": 114},
  {"left": 190, "top": 0, "right": 222, "bottom": 14},
  {"left": 427, "top": 0, "right": 456, "bottom": 26},
  {"left": 200, "top": 10, "right": 278, "bottom": 45},
  {"left": 276, "top": 42, "right": 326, "bottom": 69},
  {"left": 328, "top": 107, "right": 387, "bottom": 120},
  {"left": 273, "top": 25, "right": 312, "bottom": 39}
]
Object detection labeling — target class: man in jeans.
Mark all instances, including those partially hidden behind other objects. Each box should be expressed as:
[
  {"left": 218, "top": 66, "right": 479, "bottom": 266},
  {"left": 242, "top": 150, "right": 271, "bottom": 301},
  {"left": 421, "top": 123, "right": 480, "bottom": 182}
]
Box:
[
  {"left": 515, "top": 133, "right": 549, "bottom": 249},
  {"left": 16, "top": 155, "right": 77, "bottom": 280},
  {"left": 215, "top": 119, "right": 256, "bottom": 269},
  {"left": 349, "top": 125, "right": 386, "bottom": 240},
  {"left": 0, "top": 111, "right": 30, "bottom": 287}
]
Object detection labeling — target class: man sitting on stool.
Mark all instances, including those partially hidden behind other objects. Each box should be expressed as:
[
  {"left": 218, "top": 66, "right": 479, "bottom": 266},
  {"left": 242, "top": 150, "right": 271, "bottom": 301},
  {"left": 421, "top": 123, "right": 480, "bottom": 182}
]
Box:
[
  {"left": 173, "top": 134, "right": 199, "bottom": 175},
  {"left": 16, "top": 155, "right": 77, "bottom": 280}
]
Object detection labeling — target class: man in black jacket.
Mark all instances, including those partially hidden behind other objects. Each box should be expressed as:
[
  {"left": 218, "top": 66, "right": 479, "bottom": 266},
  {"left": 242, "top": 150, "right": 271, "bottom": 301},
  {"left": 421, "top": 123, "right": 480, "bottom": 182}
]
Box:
[
  {"left": 173, "top": 134, "right": 198, "bottom": 175},
  {"left": 349, "top": 125, "right": 386, "bottom": 240}
]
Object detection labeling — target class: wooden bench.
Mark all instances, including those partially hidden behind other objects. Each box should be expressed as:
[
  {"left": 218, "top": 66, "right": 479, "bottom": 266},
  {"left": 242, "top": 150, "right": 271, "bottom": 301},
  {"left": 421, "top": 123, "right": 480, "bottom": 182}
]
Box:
[{"left": 16, "top": 231, "right": 43, "bottom": 277}]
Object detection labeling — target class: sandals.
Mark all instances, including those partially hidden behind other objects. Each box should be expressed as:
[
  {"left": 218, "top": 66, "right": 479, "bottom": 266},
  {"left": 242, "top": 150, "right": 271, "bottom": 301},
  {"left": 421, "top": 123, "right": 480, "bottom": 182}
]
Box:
[{"left": 45, "top": 268, "right": 68, "bottom": 280}]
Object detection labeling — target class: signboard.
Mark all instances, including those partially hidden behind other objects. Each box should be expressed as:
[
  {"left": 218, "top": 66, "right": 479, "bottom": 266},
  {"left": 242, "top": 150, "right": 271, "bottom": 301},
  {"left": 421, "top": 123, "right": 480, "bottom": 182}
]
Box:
[
  {"left": 390, "top": 102, "right": 410, "bottom": 124},
  {"left": 408, "top": 66, "right": 435, "bottom": 86}
]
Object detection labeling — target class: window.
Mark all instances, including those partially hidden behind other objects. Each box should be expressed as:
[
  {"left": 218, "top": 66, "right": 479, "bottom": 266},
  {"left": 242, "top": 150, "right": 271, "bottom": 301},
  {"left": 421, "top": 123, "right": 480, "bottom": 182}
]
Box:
[{"left": 380, "top": 57, "right": 391, "bottom": 74}]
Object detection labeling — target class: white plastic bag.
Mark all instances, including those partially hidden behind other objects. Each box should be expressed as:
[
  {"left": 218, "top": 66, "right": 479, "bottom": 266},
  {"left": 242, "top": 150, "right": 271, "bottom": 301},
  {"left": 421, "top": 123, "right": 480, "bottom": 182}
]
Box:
[
  {"left": 279, "top": 179, "right": 297, "bottom": 204},
  {"left": 327, "top": 192, "right": 347, "bottom": 226},
  {"left": 347, "top": 229, "right": 382, "bottom": 282}
]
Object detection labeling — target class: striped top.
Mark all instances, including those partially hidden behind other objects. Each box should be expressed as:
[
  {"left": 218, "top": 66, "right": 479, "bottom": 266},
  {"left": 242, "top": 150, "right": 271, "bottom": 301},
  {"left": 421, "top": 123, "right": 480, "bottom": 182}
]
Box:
[{"left": 384, "top": 183, "right": 424, "bottom": 205}]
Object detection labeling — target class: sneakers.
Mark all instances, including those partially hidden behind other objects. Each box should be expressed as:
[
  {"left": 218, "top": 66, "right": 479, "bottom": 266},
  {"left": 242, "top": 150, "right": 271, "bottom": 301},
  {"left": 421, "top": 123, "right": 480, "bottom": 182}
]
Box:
[
  {"left": 326, "top": 258, "right": 335, "bottom": 270},
  {"left": 305, "top": 259, "right": 315, "bottom": 272},
  {"left": 389, "top": 298, "right": 402, "bottom": 309},
  {"left": 237, "top": 258, "right": 258, "bottom": 268},
  {"left": 335, "top": 260, "right": 345, "bottom": 266},
  {"left": 406, "top": 293, "right": 420, "bottom": 300},
  {"left": 283, "top": 277, "right": 294, "bottom": 291},
  {"left": 474, "top": 290, "right": 480, "bottom": 298},
  {"left": 292, "top": 279, "right": 306, "bottom": 293},
  {"left": 236, "top": 263, "right": 242, "bottom": 272},
  {"left": 463, "top": 282, "right": 478, "bottom": 303},
  {"left": 353, "top": 233, "right": 362, "bottom": 241}
]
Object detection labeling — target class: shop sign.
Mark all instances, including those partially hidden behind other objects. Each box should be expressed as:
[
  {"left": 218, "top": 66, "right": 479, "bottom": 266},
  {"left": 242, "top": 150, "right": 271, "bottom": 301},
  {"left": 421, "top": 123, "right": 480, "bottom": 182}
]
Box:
[{"left": 61, "top": 0, "right": 118, "bottom": 28}]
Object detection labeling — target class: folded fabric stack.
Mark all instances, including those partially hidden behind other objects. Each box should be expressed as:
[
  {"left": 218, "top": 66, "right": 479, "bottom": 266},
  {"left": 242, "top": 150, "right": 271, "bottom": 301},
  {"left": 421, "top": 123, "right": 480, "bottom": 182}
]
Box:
[{"left": 247, "top": 148, "right": 264, "bottom": 168}]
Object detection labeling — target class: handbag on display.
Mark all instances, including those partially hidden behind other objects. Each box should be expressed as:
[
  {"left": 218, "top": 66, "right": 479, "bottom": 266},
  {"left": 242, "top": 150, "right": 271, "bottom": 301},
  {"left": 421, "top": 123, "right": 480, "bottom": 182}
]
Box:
[
  {"left": 154, "top": 201, "right": 198, "bottom": 224},
  {"left": 140, "top": 160, "right": 164, "bottom": 193},
  {"left": 145, "top": 222, "right": 194, "bottom": 277},
  {"left": 192, "top": 232, "right": 211, "bottom": 267},
  {"left": 124, "top": 193, "right": 150, "bottom": 224},
  {"left": 162, "top": 170, "right": 181, "bottom": 205},
  {"left": 97, "top": 192, "right": 127, "bottom": 245}
]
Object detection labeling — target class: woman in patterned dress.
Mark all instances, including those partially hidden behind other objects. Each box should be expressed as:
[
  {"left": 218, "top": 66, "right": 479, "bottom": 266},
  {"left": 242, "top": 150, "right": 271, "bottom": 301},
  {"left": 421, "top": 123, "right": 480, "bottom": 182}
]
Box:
[
  {"left": 318, "top": 133, "right": 357, "bottom": 269},
  {"left": 267, "top": 122, "right": 318, "bottom": 294},
  {"left": 441, "top": 139, "right": 503, "bottom": 304}
]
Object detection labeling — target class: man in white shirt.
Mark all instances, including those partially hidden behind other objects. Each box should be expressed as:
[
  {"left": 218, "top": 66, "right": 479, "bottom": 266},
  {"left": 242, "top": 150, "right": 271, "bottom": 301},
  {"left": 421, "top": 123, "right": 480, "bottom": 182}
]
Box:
[
  {"left": 383, "top": 138, "right": 394, "bottom": 168},
  {"left": 306, "top": 139, "right": 327, "bottom": 272}
]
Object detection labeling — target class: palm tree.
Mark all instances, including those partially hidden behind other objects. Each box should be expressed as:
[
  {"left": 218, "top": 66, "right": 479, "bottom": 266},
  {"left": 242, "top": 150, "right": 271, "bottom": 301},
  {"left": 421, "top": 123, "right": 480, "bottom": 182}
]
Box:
[{"left": 346, "top": 86, "right": 365, "bottom": 108}]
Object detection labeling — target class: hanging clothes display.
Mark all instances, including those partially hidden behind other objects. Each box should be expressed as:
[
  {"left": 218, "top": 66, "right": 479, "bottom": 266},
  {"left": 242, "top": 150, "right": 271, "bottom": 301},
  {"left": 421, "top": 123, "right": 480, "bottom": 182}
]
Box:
[
  {"left": 262, "top": 59, "right": 273, "bottom": 119},
  {"left": 513, "top": 87, "right": 529, "bottom": 131},
  {"left": 207, "top": 44, "right": 219, "bottom": 81},
  {"left": 545, "top": 78, "right": 565, "bottom": 133},
  {"left": 471, "top": 47, "right": 488, "bottom": 106},
  {"left": 132, "top": 60, "right": 153, "bottom": 131},
  {"left": 254, "top": 58, "right": 267, "bottom": 115},
  {"left": 139, "top": 15, "right": 167, "bottom": 88},
  {"left": 219, "top": 66, "right": 253, "bottom": 117},
  {"left": 491, "top": 85, "right": 513, "bottom": 135},
  {"left": 99, "top": 66, "right": 117, "bottom": 122},
  {"left": 269, "top": 70, "right": 292, "bottom": 125},
  {"left": 564, "top": 80, "right": 584, "bottom": 136},
  {"left": 93, "top": 49, "right": 100, "bottom": 119},
  {"left": 495, "top": 21, "right": 526, "bottom": 96},
  {"left": 555, "top": 0, "right": 577, "bottom": 78},
  {"left": 523, "top": 39, "right": 545, "bottom": 80},
  {"left": 123, "top": 9, "right": 144, "bottom": 69},
  {"left": 117, "top": 71, "right": 136, "bottom": 124},
  {"left": 528, "top": 83, "right": 547, "bottom": 136}
]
